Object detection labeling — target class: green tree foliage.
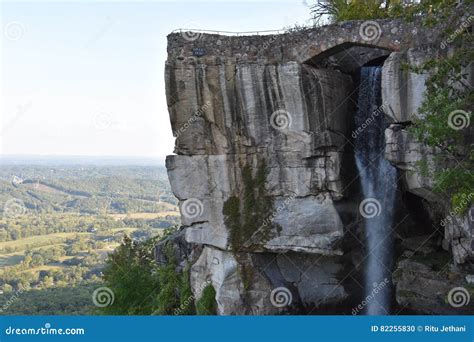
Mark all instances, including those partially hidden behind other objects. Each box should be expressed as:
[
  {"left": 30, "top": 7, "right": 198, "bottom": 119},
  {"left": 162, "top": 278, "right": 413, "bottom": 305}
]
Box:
[
  {"left": 311, "top": 0, "right": 460, "bottom": 24},
  {"left": 178, "top": 266, "right": 196, "bottom": 315},
  {"left": 195, "top": 284, "right": 217, "bottom": 315},
  {"left": 102, "top": 235, "right": 160, "bottom": 315},
  {"left": 0, "top": 283, "right": 98, "bottom": 315},
  {"left": 102, "top": 234, "right": 201, "bottom": 315},
  {"left": 0, "top": 165, "right": 177, "bottom": 216},
  {"left": 154, "top": 245, "right": 180, "bottom": 315},
  {"left": 409, "top": 48, "right": 473, "bottom": 211}
]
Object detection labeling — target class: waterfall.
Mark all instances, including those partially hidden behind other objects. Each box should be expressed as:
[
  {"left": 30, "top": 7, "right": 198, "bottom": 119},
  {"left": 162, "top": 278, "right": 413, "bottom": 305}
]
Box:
[{"left": 354, "top": 66, "right": 396, "bottom": 315}]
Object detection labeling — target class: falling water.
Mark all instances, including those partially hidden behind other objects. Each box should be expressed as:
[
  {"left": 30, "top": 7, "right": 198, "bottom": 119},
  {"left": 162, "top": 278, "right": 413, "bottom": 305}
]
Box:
[{"left": 354, "top": 66, "right": 397, "bottom": 315}]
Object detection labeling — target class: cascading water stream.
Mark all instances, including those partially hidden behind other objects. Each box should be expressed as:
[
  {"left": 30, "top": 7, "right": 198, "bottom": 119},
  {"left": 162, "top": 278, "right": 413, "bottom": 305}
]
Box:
[{"left": 354, "top": 66, "right": 397, "bottom": 315}]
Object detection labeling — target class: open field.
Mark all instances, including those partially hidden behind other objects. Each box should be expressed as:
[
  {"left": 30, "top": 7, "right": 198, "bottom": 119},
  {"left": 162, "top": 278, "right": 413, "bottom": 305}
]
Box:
[
  {"left": 0, "top": 253, "right": 24, "bottom": 267},
  {"left": 0, "top": 232, "right": 91, "bottom": 254},
  {"left": 108, "top": 211, "right": 179, "bottom": 220}
]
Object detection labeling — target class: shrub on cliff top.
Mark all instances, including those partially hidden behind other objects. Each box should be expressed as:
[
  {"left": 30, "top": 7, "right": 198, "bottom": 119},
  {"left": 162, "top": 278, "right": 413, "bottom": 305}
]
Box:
[{"left": 311, "top": 0, "right": 460, "bottom": 24}]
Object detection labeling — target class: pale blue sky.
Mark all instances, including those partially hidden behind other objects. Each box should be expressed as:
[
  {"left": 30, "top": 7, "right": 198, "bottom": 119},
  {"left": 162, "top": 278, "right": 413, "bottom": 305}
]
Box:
[{"left": 1, "top": 0, "right": 312, "bottom": 159}]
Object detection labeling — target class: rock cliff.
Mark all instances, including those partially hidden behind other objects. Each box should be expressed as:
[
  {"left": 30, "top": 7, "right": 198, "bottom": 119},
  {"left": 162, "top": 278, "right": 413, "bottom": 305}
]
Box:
[{"left": 161, "top": 11, "right": 473, "bottom": 314}]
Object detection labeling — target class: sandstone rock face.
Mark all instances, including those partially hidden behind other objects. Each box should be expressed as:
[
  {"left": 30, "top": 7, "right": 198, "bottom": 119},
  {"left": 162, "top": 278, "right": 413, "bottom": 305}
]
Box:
[
  {"left": 393, "top": 248, "right": 474, "bottom": 315},
  {"left": 163, "top": 12, "right": 472, "bottom": 314},
  {"left": 384, "top": 124, "right": 439, "bottom": 201},
  {"left": 190, "top": 247, "right": 348, "bottom": 315},
  {"left": 381, "top": 49, "right": 430, "bottom": 123},
  {"left": 166, "top": 61, "right": 353, "bottom": 256}
]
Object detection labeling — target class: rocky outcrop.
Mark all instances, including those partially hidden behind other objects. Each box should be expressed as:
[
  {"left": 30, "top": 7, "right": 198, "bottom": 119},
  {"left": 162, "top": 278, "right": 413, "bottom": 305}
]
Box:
[
  {"left": 381, "top": 49, "right": 430, "bottom": 123},
  {"left": 165, "top": 56, "right": 355, "bottom": 313},
  {"left": 393, "top": 236, "right": 474, "bottom": 314},
  {"left": 163, "top": 10, "right": 473, "bottom": 315},
  {"left": 165, "top": 63, "right": 353, "bottom": 252}
]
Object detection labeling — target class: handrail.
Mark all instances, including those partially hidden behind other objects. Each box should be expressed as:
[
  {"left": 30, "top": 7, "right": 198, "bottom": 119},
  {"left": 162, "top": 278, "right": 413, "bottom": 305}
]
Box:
[{"left": 171, "top": 28, "right": 287, "bottom": 36}]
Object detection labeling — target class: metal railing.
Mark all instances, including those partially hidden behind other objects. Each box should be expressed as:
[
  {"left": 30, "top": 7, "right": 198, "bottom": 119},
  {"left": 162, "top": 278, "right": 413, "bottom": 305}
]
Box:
[{"left": 171, "top": 28, "right": 286, "bottom": 36}]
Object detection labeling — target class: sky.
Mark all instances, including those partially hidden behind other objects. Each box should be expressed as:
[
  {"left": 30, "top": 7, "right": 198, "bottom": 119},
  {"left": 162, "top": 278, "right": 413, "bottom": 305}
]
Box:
[{"left": 1, "top": 0, "right": 312, "bottom": 160}]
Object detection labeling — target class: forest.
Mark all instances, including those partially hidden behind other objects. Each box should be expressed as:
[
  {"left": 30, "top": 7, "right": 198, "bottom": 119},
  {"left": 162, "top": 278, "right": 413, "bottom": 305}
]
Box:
[{"left": 0, "top": 162, "right": 179, "bottom": 315}]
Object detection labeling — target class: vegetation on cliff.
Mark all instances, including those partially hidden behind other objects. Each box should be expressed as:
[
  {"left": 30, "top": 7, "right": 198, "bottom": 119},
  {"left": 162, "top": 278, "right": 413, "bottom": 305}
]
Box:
[
  {"left": 223, "top": 160, "right": 278, "bottom": 251},
  {"left": 195, "top": 284, "right": 217, "bottom": 315},
  {"left": 102, "top": 230, "right": 215, "bottom": 315},
  {"left": 311, "top": 0, "right": 463, "bottom": 24}
]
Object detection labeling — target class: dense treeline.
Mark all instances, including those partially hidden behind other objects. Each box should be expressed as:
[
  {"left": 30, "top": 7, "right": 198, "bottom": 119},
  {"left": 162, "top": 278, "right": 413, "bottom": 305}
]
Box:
[
  {"left": 0, "top": 214, "right": 178, "bottom": 245},
  {"left": 0, "top": 215, "right": 119, "bottom": 243},
  {"left": 0, "top": 165, "right": 177, "bottom": 215},
  {"left": 0, "top": 283, "right": 98, "bottom": 315}
]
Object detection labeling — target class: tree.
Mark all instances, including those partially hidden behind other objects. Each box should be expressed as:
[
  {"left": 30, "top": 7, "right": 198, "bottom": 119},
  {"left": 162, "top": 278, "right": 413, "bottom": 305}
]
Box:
[
  {"left": 178, "top": 267, "right": 195, "bottom": 315},
  {"left": 153, "top": 244, "right": 181, "bottom": 315},
  {"left": 102, "top": 235, "right": 159, "bottom": 315},
  {"left": 196, "top": 284, "right": 217, "bottom": 315}
]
